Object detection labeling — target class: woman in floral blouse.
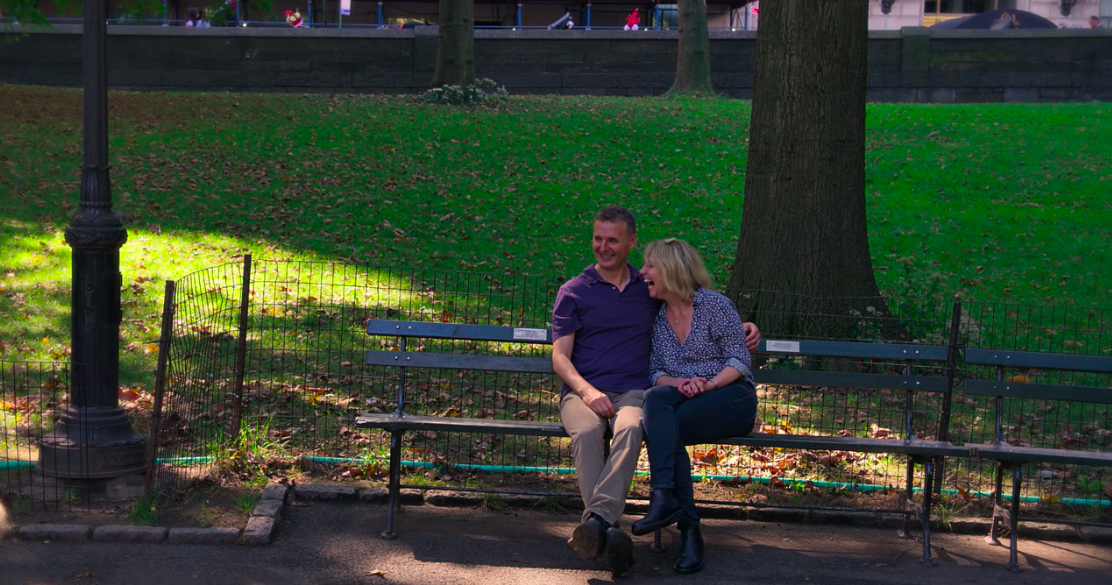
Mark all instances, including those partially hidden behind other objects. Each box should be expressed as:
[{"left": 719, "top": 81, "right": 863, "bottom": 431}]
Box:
[{"left": 632, "top": 238, "right": 759, "bottom": 574}]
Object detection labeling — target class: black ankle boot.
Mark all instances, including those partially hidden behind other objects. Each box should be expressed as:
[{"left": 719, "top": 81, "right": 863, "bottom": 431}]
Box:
[
  {"left": 674, "top": 521, "right": 704, "bottom": 575},
  {"left": 605, "top": 526, "right": 635, "bottom": 577},
  {"left": 631, "top": 488, "right": 687, "bottom": 536}
]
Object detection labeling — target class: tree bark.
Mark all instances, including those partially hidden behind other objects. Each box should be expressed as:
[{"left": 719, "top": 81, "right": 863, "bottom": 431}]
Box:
[
  {"left": 668, "top": 0, "right": 714, "bottom": 95},
  {"left": 727, "top": 0, "right": 897, "bottom": 340},
  {"left": 431, "top": 0, "right": 475, "bottom": 88}
]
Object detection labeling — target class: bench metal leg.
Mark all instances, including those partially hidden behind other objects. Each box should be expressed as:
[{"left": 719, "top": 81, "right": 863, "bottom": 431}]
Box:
[
  {"left": 919, "top": 458, "right": 936, "bottom": 567},
  {"left": 651, "top": 528, "right": 666, "bottom": 553},
  {"left": 382, "top": 430, "right": 403, "bottom": 540},
  {"left": 900, "top": 456, "right": 916, "bottom": 539},
  {"left": 1006, "top": 464, "right": 1022, "bottom": 573},
  {"left": 986, "top": 461, "right": 1005, "bottom": 546}
]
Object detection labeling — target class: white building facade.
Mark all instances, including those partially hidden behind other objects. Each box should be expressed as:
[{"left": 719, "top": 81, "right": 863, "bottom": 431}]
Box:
[{"left": 866, "top": 0, "right": 1109, "bottom": 30}]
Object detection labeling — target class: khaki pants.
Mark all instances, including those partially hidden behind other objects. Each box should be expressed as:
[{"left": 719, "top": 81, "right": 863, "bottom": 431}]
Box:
[{"left": 559, "top": 389, "right": 645, "bottom": 526}]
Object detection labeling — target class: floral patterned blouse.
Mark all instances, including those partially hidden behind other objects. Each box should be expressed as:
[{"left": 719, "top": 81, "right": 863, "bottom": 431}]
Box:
[{"left": 649, "top": 288, "right": 754, "bottom": 387}]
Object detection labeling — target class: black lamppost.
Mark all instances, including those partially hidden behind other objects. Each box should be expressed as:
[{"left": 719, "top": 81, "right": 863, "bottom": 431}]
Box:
[{"left": 39, "top": 0, "right": 147, "bottom": 479}]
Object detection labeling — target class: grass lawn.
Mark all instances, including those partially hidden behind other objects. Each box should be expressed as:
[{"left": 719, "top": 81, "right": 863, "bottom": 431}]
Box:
[{"left": 1, "top": 84, "right": 1110, "bottom": 387}]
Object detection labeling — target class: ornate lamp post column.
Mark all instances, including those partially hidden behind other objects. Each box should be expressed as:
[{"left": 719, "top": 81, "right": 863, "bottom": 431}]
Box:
[{"left": 39, "top": 0, "right": 147, "bottom": 479}]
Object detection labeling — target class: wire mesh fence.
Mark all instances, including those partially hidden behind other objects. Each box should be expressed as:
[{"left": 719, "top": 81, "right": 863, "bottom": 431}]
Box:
[
  {"left": 0, "top": 360, "right": 93, "bottom": 512},
  {"left": 152, "top": 258, "right": 1111, "bottom": 521},
  {"left": 947, "top": 301, "right": 1112, "bottom": 521}
]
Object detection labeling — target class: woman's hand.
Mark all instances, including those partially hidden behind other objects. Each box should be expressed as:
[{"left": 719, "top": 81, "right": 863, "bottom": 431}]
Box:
[{"left": 678, "top": 377, "right": 714, "bottom": 397}]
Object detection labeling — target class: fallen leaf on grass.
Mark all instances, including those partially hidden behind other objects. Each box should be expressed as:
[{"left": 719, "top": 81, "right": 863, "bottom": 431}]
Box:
[{"left": 870, "top": 424, "right": 895, "bottom": 439}]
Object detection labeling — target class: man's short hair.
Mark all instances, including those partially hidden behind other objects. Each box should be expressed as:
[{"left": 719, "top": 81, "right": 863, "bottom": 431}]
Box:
[
  {"left": 643, "top": 238, "right": 712, "bottom": 303},
  {"left": 594, "top": 205, "right": 636, "bottom": 235}
]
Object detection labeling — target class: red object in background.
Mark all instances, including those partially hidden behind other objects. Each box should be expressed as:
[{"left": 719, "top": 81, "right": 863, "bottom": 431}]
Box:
[{"left": 626, "top": 8, "right": 640, "bottom": 28}]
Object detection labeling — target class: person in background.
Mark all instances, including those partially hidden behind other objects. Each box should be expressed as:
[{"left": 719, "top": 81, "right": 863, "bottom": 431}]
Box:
[{"left": 184, "top": 6, "right": 209, "bottom": 27}]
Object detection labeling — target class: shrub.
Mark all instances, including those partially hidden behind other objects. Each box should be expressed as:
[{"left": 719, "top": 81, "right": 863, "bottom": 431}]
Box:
[{"left": 420, "top": 78, "right": 508, "bottom": 107}]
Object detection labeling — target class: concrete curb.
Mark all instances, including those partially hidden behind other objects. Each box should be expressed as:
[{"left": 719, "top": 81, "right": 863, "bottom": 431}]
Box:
[
  {"left": 240, "top": 482, "right": 291, "bottom": 545},
  {"left": 294, "top": 483, "right": 356, "bottom": 500},
  {"left": 12, "top": 481, "right": 293, "bottom": 547},
  {"left": 18, "top": 524, "right": 92, "bottom": 542},
  {"left": 240, "top": 516, "right": 276, "bottom": 545}
]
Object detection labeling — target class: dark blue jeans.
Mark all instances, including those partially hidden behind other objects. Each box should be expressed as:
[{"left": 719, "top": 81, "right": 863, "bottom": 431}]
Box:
[{"left": 641, "top": 381, "right": 758, "bottom": 520}]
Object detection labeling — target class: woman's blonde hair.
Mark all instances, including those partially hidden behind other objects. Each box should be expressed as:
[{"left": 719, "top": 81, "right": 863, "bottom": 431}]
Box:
[{"left": 643, "top": 238, "right": 712, "bottom": 303}]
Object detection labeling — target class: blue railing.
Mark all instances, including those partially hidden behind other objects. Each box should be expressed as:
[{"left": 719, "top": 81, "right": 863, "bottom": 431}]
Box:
[{"left": 25, "top": 16, "right": 757, "bottom": 31}]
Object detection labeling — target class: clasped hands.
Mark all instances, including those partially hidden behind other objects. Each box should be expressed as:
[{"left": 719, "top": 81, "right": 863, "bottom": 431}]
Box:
[{"left": 677, "top": 377, "right": 715, "bottom": 398}]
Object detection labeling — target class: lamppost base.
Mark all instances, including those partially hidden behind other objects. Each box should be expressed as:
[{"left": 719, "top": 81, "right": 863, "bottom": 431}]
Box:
[{"left": 39, "top": 434, "right": 147, "bottom": 479}]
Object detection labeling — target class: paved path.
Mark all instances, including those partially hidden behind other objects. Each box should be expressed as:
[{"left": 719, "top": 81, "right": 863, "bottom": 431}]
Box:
[{"left": 3, "top": 503, "right": 1110, "bottom": 584}]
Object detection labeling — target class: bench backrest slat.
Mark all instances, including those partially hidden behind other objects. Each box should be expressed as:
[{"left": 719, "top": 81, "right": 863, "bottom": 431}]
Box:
[
  {"left": 759, "top": 339, "right": 948, "bottom": 362},
  {"left": 366, "top": 350, "right": 554, "bottom": 374},
  {"left": 965, "top": 348, "right": 1112, "bottom": 374},
  {"left": 366, "top": 320, "right": 552, "bottom": 344},
  {"left": 756, "top": 370, "right": 950, "bottom": 393},
  {"left": 963, "top": 379, "right": 1112, "bottom": 404}
]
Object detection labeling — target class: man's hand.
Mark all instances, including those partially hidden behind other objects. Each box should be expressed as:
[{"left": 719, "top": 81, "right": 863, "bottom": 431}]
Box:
[
  {"left": 581, "top": 388, "right": 615, "bottom": 418},
  {"left": 742, "top": 322, "right": 761, "bottom": 352}
]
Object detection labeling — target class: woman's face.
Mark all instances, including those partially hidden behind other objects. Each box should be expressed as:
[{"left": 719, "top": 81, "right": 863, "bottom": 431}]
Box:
[{"left": 642, "top": 253, "right": 664, "bottom": 300}]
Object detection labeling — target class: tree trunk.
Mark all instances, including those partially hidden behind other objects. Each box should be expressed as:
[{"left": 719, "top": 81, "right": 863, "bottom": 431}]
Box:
[
  {"left": 431, "top": 0, "right": 475, "bottom": 87},
  {"left": 668, "top": 0, "right": 714, "bottom": 95},
  {"left": 727, "top": 0, "right": 898, "bottom": 340}
]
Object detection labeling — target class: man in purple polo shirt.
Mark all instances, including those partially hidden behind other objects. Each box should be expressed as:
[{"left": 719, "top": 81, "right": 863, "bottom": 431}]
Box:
[{"left": 552, "top": 206, "right": 758, "bottom": 576}]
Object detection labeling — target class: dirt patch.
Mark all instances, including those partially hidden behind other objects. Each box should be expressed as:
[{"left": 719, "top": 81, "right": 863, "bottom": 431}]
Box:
[{"left": 3, "top": 474, "right": 257, "bottom": 531}]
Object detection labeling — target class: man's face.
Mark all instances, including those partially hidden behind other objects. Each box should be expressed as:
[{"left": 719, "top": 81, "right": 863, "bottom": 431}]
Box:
[{"left": 592, "top": 220, "right": 636, "bottom": 273}]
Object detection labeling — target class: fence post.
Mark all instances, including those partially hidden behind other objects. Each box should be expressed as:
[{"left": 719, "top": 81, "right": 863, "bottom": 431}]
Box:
[
  {"left": 934, "top": 301, "right": 962, "bottom": 493},
  {"left": 230, "top": 254, "right": 252, "bottom": 445},
  {"left": 145, "top": 280, "right": 176, "bottom": 495}
]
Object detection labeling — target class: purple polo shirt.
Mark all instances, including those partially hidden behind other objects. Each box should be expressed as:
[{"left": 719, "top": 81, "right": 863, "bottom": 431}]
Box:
[{"left": 551, "top": 264, "right": 662, "bottom": 397}]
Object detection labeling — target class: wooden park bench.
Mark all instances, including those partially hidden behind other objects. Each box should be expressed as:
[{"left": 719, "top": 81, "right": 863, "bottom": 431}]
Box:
[
  {"left": 355, "top": 318, "right": 969, "bottom": 566},
  {"left": 963, "top": 349, "right": 1112, "bottom": 572}
]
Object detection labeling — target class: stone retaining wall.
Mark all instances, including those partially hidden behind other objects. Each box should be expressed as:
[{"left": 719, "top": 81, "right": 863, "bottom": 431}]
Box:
[{"left": 1, "top": 25, "right": 1109, "bottom": 101}]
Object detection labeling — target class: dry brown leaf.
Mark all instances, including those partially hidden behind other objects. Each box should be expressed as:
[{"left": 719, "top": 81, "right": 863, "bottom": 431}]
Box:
[{"left": 870, "top": 424, "right": 894, "bottom": 439}]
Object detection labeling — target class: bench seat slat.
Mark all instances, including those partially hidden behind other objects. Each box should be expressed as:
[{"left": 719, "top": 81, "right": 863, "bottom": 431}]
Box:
[
  {"left": 967, "top": 442, "right": 1112, "bottom": 466},
  {"left": 755, "top": 370, "right": 949, "bottom": 393},
  {"left": 965, "top": 348, "right": 1112, "bottom": 374},
  {"left": 366, "top": 350, "right": 555, "bottom": 374},
  {"left": 356, "top": 413, "right": 566, "bottom": 436},
  {"left": 722, "top": 435, "right": 971, "bottom": 457},
  {"left": 356, "top": 413, "right": 970, "bottom": 457},
  {"left": 366, "top": 320, "right": 552, "bottom": 344},
  {"left": 760, "top": 339, "right": 948, "bottom": 361},
  {"left": 963, "top": 380, "right": 1112, "bottom": 404}
]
